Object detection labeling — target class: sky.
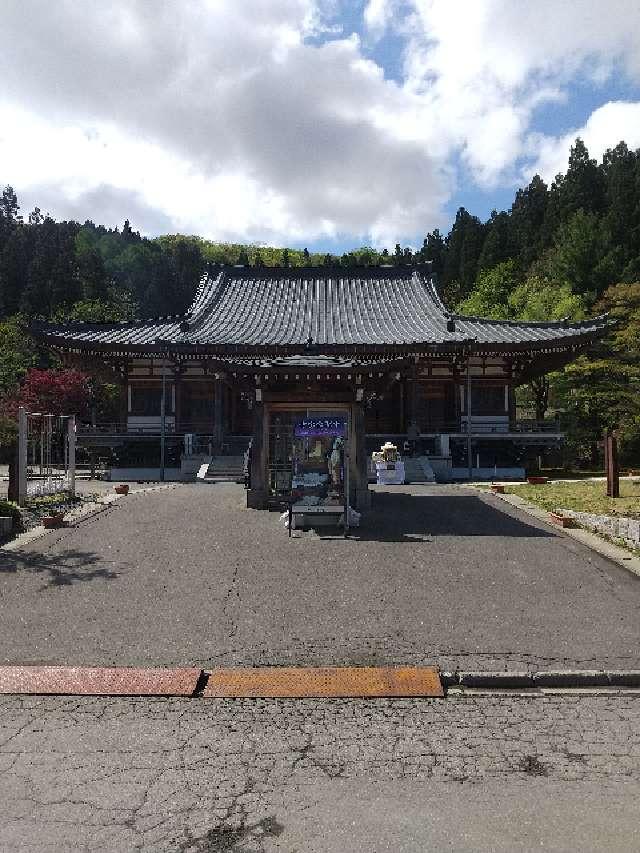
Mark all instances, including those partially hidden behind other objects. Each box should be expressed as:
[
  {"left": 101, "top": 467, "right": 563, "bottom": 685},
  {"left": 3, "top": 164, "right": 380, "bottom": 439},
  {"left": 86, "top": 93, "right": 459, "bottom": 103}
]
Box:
[{"left": 2, "top": 0, "right": 640, "bottom": 253}]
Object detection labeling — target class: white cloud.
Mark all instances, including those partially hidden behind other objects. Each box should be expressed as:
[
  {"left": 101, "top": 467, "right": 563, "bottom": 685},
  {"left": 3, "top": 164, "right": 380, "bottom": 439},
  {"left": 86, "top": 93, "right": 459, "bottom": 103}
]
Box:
[
  {"left": 526, "top": 101, "right": 640, "bottom": 183},
  {"left": 1, "top": 0, "right": 640, "bottom": 245},
  {"left": 0, "top": 0, "right": 449, "bottom": 245},
  {"left": 397, "top": 0, "right": 640, "bottom": 185}
]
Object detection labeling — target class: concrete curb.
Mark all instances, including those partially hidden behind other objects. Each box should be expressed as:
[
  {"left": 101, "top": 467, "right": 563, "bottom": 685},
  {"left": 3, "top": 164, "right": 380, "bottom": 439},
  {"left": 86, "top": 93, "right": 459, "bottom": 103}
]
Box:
[
  {"left": 441, "top": 670, "right": 640, "bottom": 689},
  {"left": 484, "top": 489, "right": 640, "bottom": 579}
]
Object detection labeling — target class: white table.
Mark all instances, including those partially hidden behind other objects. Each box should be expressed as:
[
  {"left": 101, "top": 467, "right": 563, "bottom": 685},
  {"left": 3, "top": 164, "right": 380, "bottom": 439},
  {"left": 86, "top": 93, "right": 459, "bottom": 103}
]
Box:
[{"left": 375, "top": 460, "right": 405, "bottom": 485}]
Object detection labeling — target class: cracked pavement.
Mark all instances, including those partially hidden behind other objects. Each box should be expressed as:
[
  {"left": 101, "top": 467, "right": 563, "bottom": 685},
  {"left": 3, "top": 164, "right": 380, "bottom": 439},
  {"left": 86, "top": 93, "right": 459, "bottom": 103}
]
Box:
[
  {"left": 1, "top": 483, "right": 640, "bottom": 850},
  {"left": 0, "top": 693, "right": 639, "bottom": 851}
]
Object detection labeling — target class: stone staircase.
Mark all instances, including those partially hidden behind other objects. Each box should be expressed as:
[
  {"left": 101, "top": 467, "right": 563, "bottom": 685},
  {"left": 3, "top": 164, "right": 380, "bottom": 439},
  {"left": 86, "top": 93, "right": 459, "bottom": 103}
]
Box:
[
  {"left": 402, "top": 455, "right": 435, "bottom": 484},
  {"left": 199, "top": 455, "right": 245, "bottom": 482}
]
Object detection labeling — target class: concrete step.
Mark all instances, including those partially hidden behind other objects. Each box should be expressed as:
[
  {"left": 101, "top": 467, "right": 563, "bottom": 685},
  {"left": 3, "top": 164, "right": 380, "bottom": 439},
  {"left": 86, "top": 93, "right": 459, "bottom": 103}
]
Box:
[
  {"left": 403, "top": 456, "right": 436, "bottom": 483},
  {"left": 202, "top": 455, "right": 245, "bottom": 481}
]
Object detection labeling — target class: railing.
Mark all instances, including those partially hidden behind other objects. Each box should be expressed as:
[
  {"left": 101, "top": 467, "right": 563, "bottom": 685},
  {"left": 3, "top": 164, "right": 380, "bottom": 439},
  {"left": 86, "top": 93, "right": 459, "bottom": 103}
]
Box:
[
  {"left": 76, "top": 421, "right": 217, "bottom": 436},
  {"left": 514, "top": 419, "right": 562, "bottom": 434}
]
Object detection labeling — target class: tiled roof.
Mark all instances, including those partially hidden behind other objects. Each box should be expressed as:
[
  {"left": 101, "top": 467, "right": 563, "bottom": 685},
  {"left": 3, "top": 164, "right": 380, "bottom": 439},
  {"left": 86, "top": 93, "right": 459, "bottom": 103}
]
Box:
[{"left": 33, "top": 266, "right": 611, "bottom": 354}]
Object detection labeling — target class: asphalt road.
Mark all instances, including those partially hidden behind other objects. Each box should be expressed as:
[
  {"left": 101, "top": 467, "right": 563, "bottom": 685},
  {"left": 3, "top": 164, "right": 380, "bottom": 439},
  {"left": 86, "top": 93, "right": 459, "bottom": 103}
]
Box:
[
  {"left": 0, "top": 692, "right": 638, "bottom": 851},
  {"left": 1, "top": 483, "right": 640, "bottom": 852},
  {"left": 0, "top": 483, "right": 638, "bottom": 671}
]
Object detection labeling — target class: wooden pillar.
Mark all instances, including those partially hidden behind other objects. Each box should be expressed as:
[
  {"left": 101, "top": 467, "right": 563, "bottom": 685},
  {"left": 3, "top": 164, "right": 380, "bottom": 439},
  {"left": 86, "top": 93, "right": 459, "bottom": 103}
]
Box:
[
  {"left": 246, "top": 398, "right": 267, "bottom": 508},
  {"left": 406, "top": 371, "right": 417, "bottom": 432},
  {"left": 507, "top": 385, "right": 516, "bottom": 431},
  {"left": 604, "top": 430, "right": 620, "bottom": 498},
  {"left": 213, "top": 377, "right": 224, "bottom": 450},
  {"left": 174, "top": 367, "right": 183, "bottom": 433},
  {"left": 119, "top": 374, "right": 128, "bottom": 432},
  {"left": 351, "top": 401, "right": 370, "bottom": 510}
]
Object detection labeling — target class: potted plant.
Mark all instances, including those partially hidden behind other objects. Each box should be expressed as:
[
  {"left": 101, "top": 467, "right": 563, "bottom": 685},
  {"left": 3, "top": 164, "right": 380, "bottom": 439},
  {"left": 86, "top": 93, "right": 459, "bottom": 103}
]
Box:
[
  {"left": 42, "top": 510, "right": 65, "bottom": 529},
  {"left": 549, "top": 511, "right": 574, "bottom": 528}
]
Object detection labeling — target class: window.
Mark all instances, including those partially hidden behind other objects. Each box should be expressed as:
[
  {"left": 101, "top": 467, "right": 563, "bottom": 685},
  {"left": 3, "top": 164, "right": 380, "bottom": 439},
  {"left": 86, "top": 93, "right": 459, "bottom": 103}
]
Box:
[
  {"left": 129, "top": 384, "right": 174, "bottom": 416},
  {"left": 463, "top": 385, "right": 507, "bottom": 415}
]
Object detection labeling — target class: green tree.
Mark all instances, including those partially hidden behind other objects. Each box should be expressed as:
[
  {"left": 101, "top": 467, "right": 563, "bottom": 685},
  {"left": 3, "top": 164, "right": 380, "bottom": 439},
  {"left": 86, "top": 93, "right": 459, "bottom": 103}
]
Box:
[
  {"left": 509, "top": 277, "right": 586, "bottom": 421},
  {"left": 545, "top": 209, "right": 610, "bottom": 300},
  {"left": 456, "top": 260, "right": 519, "bottom": 319},
  {"left": 510, "top": 174, "right": 549, "bottom": 265},
  {"left": 420, "top": 229, "right": 446, "bottom": 279},
  {"left": 555, "top": 282, "right": 640, "bottom": 466},
  {"left": 443, "top": 207, "right": 485, "bottom": 302},
  {"left": 0, "top": 316, "right": 39, "bottom": 396},
  {"left": 477, "top": 210, "right": 515, "bottom": 272}
]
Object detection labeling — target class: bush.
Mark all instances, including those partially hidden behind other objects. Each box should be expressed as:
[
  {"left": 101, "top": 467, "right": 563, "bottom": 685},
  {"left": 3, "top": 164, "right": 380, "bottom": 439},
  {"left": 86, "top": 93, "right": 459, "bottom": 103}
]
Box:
[{"left": 0, "top": 499, "right": 22, "bottom": 530}]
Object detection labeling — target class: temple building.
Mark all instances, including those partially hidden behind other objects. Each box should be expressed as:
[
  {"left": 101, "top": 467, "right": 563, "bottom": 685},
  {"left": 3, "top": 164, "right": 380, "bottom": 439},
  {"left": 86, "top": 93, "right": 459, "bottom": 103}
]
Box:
[{"left": 33, "top": 264, "right": 610, "bottom": 510}]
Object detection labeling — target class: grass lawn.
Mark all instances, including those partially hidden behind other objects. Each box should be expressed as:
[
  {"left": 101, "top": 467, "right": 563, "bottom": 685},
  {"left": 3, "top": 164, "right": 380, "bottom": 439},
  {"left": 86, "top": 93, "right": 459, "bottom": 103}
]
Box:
[{"left": 506, "top": 479, "right": 640, "bottom": 518}]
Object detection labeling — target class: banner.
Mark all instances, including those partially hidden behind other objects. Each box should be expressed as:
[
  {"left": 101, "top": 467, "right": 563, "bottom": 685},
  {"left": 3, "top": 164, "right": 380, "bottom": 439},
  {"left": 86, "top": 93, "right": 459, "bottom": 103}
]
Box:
[{"left": 294, "top": 417, "right": 347, "bottom": 438}]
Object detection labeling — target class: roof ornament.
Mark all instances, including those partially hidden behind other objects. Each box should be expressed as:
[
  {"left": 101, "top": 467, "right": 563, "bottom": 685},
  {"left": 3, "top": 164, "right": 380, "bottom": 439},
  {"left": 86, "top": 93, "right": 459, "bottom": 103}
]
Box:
[
  {"left": 180, "top": 320, "right": 190, "bottom": 333},
  {"left": 446, "top": 318, "right": 456, "bottom": 332},
  {"left": 305, "top": 335, "right": 314, "bottom": 349}
]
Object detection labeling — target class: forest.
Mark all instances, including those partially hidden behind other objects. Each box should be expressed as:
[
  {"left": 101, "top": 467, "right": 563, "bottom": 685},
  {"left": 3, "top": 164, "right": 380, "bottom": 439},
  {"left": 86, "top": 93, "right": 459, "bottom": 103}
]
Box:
[{"left": 1, "top": 137, "right": 639, "bottom": 467}]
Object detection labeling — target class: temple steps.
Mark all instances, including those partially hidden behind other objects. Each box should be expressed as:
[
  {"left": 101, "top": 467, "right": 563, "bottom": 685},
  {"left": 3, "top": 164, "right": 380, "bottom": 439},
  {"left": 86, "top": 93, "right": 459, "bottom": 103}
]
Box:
[
  {"left": 200, "top": 455, "right": 245, "bottom": 482},
  {"left": 403, "top": 456, "right": 436, "bottom": 484}
]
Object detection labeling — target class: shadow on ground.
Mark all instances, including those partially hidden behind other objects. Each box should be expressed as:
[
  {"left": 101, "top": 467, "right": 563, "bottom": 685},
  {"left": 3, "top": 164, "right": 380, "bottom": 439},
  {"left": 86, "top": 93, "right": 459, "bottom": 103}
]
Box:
[
  {"left": 0, "top": 548, "right": 119, "bottom": 590},
  {"left": 327, "top": 490, "right": 554, "bottom": 541}
]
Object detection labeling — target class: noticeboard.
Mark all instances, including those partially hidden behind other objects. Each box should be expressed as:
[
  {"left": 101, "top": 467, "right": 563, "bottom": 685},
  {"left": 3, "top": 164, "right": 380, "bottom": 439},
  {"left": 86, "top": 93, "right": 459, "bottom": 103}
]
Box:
[{"left": 294, "top": 417, "right": 347, "bottom": 438}]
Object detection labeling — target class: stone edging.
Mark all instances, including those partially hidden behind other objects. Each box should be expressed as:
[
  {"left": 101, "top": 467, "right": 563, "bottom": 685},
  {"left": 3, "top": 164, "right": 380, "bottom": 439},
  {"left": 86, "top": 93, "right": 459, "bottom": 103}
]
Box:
[{"left": 442, "top": 670, "right": 640, "bottom": 688}]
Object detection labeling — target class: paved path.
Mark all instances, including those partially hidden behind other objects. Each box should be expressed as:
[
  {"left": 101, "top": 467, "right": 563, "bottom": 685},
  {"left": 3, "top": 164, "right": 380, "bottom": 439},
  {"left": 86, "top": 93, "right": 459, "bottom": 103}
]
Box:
[
  {"left": 0, "top": 483, "right": 638, "bottom": 671},
  {"left": 0, "top": 692, "right": 638, "bottom": 851}
]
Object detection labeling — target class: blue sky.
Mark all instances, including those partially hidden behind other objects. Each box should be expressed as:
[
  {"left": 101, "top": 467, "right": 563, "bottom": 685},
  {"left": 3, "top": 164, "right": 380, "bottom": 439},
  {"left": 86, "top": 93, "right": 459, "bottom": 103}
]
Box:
[{"left": 2, "top": 1, "right": 640, "bottom": 252}]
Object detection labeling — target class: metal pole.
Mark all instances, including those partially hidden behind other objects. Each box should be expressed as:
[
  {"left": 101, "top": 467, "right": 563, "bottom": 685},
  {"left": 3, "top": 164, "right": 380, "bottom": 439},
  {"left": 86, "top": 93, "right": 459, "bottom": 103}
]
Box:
[
  {"left": 160, "top": 353, "right": 167, "bottom": 482},
  {"left": 68, "top": 415, "right": 76, "bottom": 498},
  {"left": 466, "top": 351, "right": 473, "bottom": 481},
  {"left": 17, "top": 407, "right": 28, "bottom": 506}
]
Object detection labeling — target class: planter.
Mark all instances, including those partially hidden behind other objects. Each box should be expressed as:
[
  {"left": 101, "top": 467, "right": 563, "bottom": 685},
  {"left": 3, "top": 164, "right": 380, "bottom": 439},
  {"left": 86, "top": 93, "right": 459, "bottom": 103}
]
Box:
[
  {"left": 527, "top": 476, "right": 548, "bottom": 485},
  {"left": 549, "top": 511, "right": 574, "bottom": 529},
  {"left": 42, "top": 512, "right": 65, "bottom": 529},
  {"left": 114, "top": 484, "right": 130, "bottom": 495},
  {"left": 490, "top": 484, "right": 505, "bottom": 494},
  {"left": 0, "top": 516, "right": 13, "bottom": 536}
]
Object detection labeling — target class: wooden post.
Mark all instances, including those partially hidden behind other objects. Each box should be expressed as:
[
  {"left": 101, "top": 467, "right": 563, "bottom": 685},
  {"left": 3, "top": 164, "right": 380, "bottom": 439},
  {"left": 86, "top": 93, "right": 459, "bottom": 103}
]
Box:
[
  {"left": 604, "top": 429, "right": 620, "bottom": 498},
  {"left": 213, "top": 376, "right": 224, "bottom": 451},
  {"left": 174, "top": 366, "right": 183, "bottom": 433},
  {"left": 351, "top": 401, "right": 370, "bottom": 510},
  {"left": 246, "top": 397, "right": 267, "bottom": 508}
]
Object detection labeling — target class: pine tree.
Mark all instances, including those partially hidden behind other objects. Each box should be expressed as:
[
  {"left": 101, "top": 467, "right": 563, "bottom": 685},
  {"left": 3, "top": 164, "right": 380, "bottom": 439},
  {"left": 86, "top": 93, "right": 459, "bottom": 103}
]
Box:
[
  {"left": 477, "top": 210, "right": 515, "bottom": 273},
  {"left": 420, "top": 230, "right": 446, "bottom": 276},
  {"left": 510, "top": 174, "right": 549, "bottom": 266}
]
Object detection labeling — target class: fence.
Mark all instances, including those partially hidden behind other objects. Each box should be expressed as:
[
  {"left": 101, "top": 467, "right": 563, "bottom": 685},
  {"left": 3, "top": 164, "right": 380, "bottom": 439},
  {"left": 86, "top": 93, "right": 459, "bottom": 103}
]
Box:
[{"left": 17, "top": 407, "right": 76, "bottom": 506}]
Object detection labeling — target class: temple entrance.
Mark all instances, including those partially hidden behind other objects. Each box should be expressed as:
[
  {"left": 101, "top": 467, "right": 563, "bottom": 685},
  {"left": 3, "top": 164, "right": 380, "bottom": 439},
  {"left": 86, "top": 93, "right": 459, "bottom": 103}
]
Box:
[{"left": 267, "top": 406, "right": 350, "bottom": 504}]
